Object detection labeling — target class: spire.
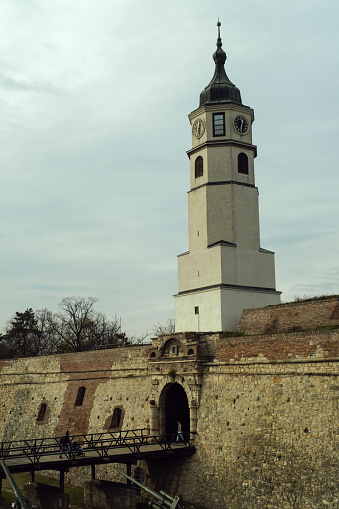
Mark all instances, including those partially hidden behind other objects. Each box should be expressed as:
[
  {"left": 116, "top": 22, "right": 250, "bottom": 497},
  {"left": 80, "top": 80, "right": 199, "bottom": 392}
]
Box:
[{"left": 199, "top": 21, "right": 242, "bottom": 107}]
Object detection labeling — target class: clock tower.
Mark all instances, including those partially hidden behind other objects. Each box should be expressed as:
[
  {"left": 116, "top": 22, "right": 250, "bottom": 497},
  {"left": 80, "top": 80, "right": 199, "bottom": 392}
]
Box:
[{"left": 174, "top": 23, "right": 281, "bottom": 332}]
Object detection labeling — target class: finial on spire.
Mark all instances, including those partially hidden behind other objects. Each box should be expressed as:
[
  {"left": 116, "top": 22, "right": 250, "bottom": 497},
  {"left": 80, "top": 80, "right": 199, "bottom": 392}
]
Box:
[{"left": 216, "top": 19, "right": 222, "bottom": 48}]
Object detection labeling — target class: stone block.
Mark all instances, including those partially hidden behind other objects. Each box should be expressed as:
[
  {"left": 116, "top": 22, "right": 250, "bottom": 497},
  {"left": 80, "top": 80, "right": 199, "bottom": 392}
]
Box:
[
  {"left": 84, "top": 479, "right": 137, "bottom": 509},
  {"left": 24, "top": 482, "right": 70, "bottom": 509}
]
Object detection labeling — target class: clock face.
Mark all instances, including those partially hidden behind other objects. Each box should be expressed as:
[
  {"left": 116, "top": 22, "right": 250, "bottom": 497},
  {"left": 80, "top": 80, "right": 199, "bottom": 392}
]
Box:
[
  {"left": 234, "top": 115, "right": 249, "bottom": 134},
  {"left": 192, "top": 118, "right": 205, "bottom": 138}
]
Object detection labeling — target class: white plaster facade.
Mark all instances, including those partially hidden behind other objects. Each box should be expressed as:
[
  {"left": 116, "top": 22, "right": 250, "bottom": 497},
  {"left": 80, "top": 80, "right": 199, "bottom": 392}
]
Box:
[{"left": 174, "top": 49, "right": 280, "bottom": 332}]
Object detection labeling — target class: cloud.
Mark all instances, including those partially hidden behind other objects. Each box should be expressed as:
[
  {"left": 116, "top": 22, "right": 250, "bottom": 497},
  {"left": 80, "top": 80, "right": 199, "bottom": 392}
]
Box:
[
  {"left": 0, "top": 73, "right": 64, "bottom": 94},
  {"left": 0, "top": 0, "right": 338, "bottom": 336},
  {"left": 17, "top": 283, "right": 72, "bottom": 294}
]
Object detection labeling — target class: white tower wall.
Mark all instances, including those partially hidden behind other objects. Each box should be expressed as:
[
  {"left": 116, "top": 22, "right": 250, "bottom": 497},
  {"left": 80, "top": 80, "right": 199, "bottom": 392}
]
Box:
[{"left": 174, "top": 25, "right": 280, "bottom": 332}]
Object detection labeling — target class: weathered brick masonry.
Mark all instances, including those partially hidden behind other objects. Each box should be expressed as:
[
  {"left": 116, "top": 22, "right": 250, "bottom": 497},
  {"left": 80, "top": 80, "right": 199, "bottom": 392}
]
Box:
[
  {"left": 0, "top": 298, "right": 338, "bottom": 509},
  {"left": 216, "top": 329, "right": 339, "bottom": 362},
  {"left": 238, "top": 296, "right": 339, "bottom": 334}
]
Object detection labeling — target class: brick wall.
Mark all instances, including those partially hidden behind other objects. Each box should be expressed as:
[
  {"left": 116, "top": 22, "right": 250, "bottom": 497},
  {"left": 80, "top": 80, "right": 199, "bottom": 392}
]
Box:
[
  {"left": 216, "top": 329, "right": 339, "bottom": 363},
  {"left": 237, "top": 296, "right": 339, "bottom": 335}
]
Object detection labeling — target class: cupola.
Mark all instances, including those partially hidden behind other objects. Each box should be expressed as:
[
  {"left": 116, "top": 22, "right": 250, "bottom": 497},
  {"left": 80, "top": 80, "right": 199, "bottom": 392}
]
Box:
[{"left": 199, "top": 21, "right": 242, "bottom": 107}]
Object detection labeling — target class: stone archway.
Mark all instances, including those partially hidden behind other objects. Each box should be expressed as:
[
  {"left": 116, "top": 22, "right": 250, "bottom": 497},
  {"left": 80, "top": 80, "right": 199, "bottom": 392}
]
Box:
[{"left": 160, "top": 383, "right": 190, "bottom": 440}]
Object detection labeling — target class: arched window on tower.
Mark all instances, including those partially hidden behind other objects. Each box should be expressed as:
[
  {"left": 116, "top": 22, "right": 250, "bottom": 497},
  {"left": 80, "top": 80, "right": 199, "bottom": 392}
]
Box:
[
  {"left": 238, "top": 153, "right": 249, "bottom": 175},
  {"left": 195, "top": 156, "right": 203, "bottom": 178}
]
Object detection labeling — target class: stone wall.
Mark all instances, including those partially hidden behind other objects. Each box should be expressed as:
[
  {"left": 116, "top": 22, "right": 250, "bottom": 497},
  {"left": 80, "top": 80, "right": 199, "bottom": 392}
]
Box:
[
  {"left": 84, "top": 480, "right": 136, "bottom": 509},
  {"left": 24, "top": 483, "right": 70, "bottom": 509},
  {"left": 0, "top": 299, "right": 338, "bottom": 509},
  {"left": 181, "top": 338, "right": 339, "bottom": 508},
  {"left": 0, "top": 345, "right": 150, "bottom": 442}
]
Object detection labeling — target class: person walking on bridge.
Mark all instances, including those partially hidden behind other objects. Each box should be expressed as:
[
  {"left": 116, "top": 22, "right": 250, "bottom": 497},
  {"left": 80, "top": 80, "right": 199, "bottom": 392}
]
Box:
[{"left": 59, "top": 430, "right": 71, "bottom": 458}]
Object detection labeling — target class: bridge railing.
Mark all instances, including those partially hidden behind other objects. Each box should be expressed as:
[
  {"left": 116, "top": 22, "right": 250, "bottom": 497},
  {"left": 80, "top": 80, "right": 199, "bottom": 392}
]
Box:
[{"left": 0, "top": 429, "right": 192, "bottom": 464}]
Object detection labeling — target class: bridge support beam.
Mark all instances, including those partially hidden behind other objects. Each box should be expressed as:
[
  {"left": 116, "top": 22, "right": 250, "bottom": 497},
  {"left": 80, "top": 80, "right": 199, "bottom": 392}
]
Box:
[
  {"left": 0, "top": 474, "right": 4, "bottom": 509},
  {"left": 126, "top": 464, "right": 131, "bottom": 488},
  {"left": 60, "top": 471, "right": 65, "bottom": 493}
]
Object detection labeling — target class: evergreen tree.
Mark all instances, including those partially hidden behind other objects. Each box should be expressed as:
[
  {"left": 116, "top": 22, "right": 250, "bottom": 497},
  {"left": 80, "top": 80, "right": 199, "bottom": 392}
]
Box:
[{"left": 4, "top": 308, "right": 40, "bottom": 357}]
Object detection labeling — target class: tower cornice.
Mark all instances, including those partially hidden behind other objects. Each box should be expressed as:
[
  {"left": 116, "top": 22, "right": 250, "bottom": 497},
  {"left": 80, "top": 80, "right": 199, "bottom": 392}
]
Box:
[
  {"left": 189, "top": 181, "right": 257, "bottom": 193},
  {"left": 175, "top": 283, "right": 281, "bottom": 297},
  {"left": 189, "top": 103, "right": 254, "bottom": 124},
  {"left": 186, "top": 139, "right": 257, "bottom": 159}
]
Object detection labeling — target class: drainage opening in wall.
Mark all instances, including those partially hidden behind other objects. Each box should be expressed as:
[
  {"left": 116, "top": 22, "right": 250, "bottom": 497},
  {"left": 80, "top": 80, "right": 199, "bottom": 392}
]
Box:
[
  {"left": 75, "top": 386, "right": 86, "bottom": 406},
  {"left": 37, "top": 403, "right": 47, "bottom": 422},
  {"left": 110, "top": 407, "right": 123, "bottom": 429}
]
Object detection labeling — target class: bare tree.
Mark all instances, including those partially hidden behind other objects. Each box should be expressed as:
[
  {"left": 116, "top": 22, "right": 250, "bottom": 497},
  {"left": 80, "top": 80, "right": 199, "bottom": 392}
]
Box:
[
  {"left": 0, "top": 298, "right": 131, "bottom": 358},
  {"left": 46, "top": 296, "right": 129, "bottom": 353},
  {"left": 48, "top": 296, "right": 98, "bottom": 353},
  {"left": 152, "top": 318, "right": 175, "bottom": 336},
  {"left": 88, "top": 311, "right": 130, "bottom": 349},
  {"left": 129, "top": 330, "right": 150, "bottom": 344},
  {"left": 35, "top": 308, "right": 60, "bottom": 355}
]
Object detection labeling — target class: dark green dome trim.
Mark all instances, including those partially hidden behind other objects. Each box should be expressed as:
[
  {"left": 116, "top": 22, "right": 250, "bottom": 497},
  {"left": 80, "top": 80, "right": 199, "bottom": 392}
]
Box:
[{"left": 199, "top": 22, "right": 242, "bottom": 107}]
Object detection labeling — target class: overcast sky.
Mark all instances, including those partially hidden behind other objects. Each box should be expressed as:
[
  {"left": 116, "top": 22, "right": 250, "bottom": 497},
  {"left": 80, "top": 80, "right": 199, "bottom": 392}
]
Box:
[{"left": 0, "top": 0, "right": 338, "bottom": 338}]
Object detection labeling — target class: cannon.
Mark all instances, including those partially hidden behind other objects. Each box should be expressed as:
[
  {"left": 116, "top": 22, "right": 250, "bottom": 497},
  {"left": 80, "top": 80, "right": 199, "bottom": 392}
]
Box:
[{"left": 116, "top": 468, "right": 188, "bottom": 509}]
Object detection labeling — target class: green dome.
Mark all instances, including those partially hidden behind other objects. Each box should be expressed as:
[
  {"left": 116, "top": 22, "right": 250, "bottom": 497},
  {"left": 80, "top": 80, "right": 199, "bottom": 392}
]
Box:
[{"left": 199, "top": 22, "right": 242, "bottom": 107}]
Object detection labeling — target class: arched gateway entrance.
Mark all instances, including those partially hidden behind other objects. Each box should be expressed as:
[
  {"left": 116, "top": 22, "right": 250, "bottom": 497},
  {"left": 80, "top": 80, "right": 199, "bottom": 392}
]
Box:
[{"left": 161, "top": 383, "right": 190, "bottom": 439}]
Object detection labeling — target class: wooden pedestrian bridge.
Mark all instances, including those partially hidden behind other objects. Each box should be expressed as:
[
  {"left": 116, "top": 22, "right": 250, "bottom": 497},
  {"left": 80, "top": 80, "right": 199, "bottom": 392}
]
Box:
[
  {"left": 0, "top": 429, "right": 196, "bottom": 508},
  {"left": 0, "top": 428, "right": 195, "bottom": 481}
]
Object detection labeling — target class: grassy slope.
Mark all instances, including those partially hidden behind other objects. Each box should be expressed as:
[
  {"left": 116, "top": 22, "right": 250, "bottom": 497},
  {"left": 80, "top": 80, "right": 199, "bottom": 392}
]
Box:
[{"left": 1, "top": 472, "right": 84, "bottom": 508}]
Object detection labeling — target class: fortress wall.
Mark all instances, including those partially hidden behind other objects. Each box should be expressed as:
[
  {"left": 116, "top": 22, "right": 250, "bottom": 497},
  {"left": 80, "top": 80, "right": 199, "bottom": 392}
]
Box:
[
  {"left": 149, "top": 329, "right": 339, "bottom": 508},
  {"left": 179, "top": 356, "right": 339, "bottom": 509},
  {"left": 237, "top": 297, "right": 339, "bottom": 335},
  {"left": 0, "top": 322, "right": 338, "bottom": 508},
  {"left": 0, "top": 345, "right": 150, "bottom": 443}
]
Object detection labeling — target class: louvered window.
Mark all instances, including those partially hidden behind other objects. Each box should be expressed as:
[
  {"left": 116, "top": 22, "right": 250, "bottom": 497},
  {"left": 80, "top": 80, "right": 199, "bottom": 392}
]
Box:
[{"left": 213, "top": 113, "right": 225, "bottom": 136}]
